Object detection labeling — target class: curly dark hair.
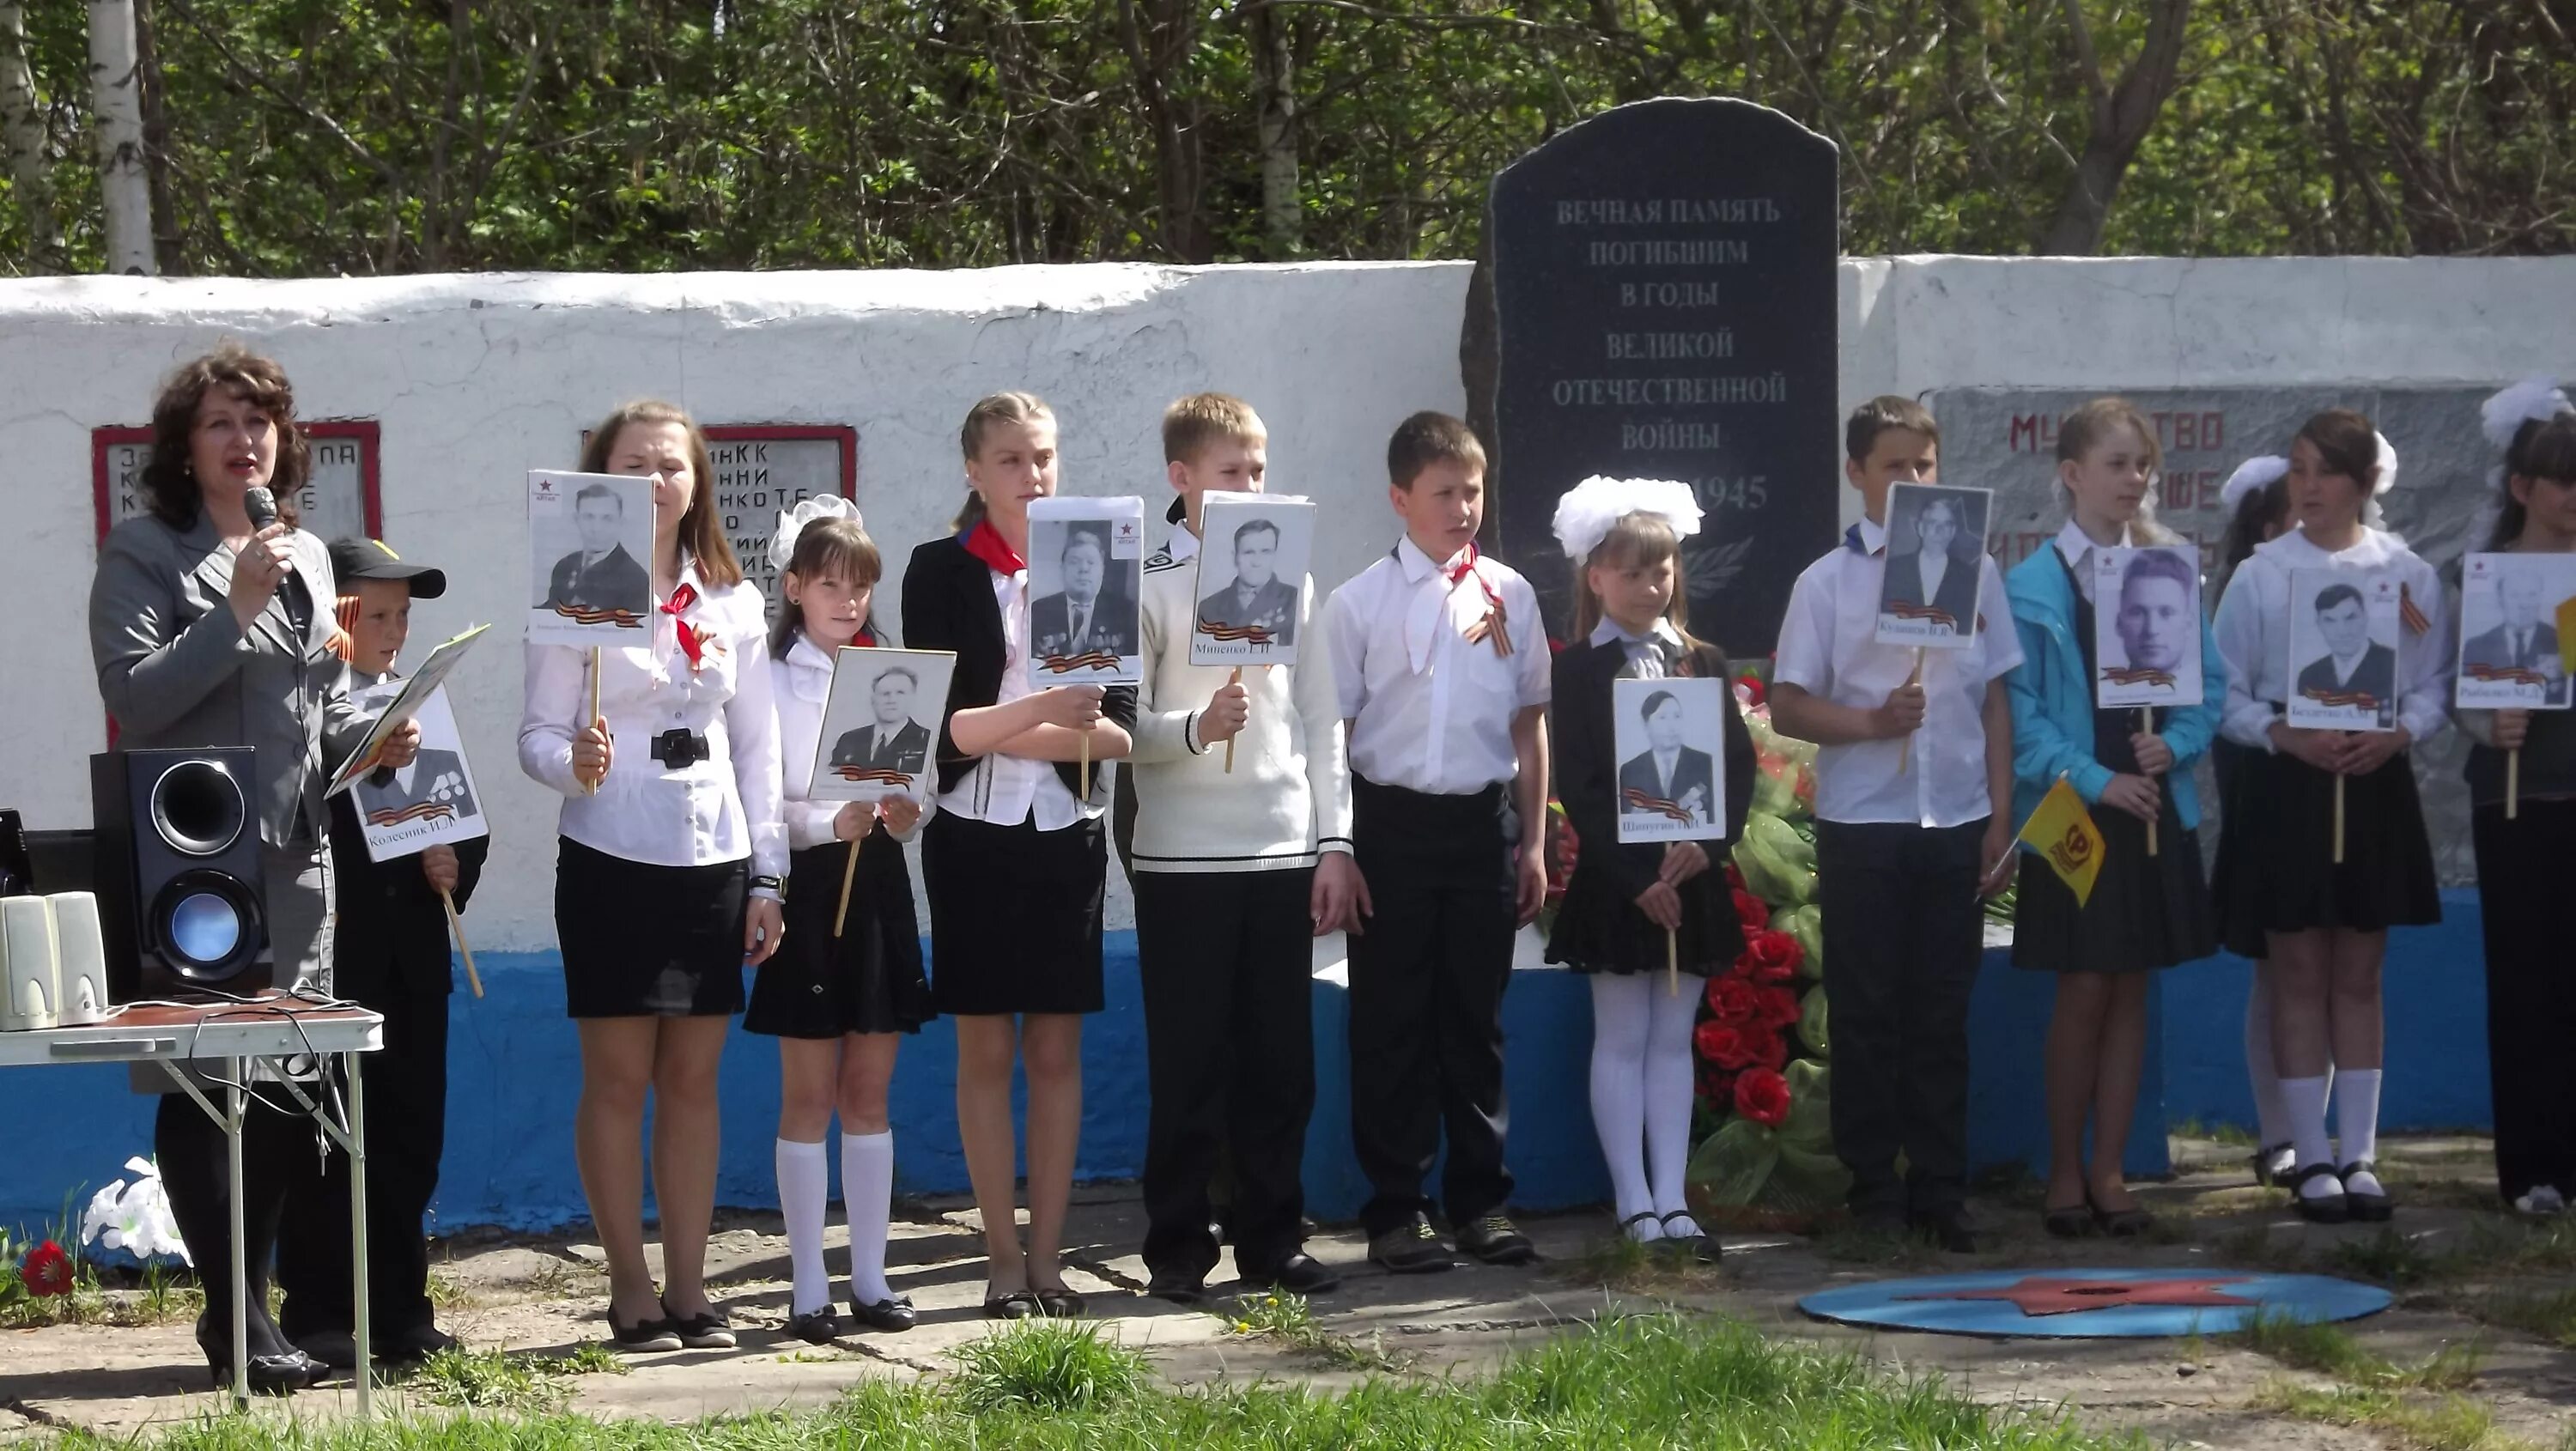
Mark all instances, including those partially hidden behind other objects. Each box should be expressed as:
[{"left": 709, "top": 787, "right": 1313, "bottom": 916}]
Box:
[{"left": 138, "top": 343, "right": 308, "bottom": 529}]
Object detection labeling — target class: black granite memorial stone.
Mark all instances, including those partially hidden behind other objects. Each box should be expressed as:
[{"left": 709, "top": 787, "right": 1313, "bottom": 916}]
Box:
[{"left": 1482, "top": 97, "right": 1838, "bottom": 658}]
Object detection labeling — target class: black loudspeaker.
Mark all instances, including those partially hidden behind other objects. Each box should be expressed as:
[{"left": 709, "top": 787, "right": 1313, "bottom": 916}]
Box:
[{"left": 89, "top": 750, "right": 271, "bottom": 1000}]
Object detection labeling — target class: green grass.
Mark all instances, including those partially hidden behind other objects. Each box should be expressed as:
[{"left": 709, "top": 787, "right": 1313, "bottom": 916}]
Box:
[
  {"left": 2254, "top": 1381, "right": 2514, "bottom": 1451},
  {"left": 946, "top": 1320, "right": 1149, "bottom": 1413},
  {"left": 2169, "top": 1118, "right": 2261, "bottom": 1149},
  {"left": 2328, "top": 1226, "right": 2446, "bottom": 1287},
  {"left": 1557, "top": 1231, "right": 1732, "bottom": 1294},
  {"left": 2461, "top": 1286, "right": 2576, "bottom": 1348},
  {"left": 2225, "top": 1308, "right": 2482, "bottom": 1391},
  {"left": 1216, "top": 1289, "right": 1404, "bottom": 1372},
  {"left": 54, "top": 1314, "right": 2151, "bottom": 1451},
  {"left": 405, "top": 1344, "right": 631, "bottom": 1412}
]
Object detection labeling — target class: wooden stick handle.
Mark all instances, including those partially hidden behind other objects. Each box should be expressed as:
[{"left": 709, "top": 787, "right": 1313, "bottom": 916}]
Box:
[
  {"left": 440, "top": 889, "right": 483, "bottom": 1000},
  {"left": 1665, "top": 926, "right": 1678, "bottom": 999},
  {"left": 1223, "top": 666, "right": 1243, "bottom": 774},
  {"left": 2507, "top": 748, "right": 2521, "bottom": 821},
  {"left": 2141, "top": 708, "right": 2159, "bottom": 857},
  {"left": 1896, "top": 647, "right": 1925, "bottom": 775},
  {"left": 1078, "top": 724, "right": 1091, "bottom": 799},
  {"left": 833, "top": 834, "right": 863, "bottom": 939},
  {"left": 2332, "top": 774, "right": 2346, "bottom": 865},
  {"left": 583, "top": 646, "right": 604, "bottom": 796}
]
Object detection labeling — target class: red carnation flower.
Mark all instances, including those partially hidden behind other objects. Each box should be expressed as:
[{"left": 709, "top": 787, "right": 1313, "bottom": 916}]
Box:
[
  {"left": 1706, "top": 974, "right": 1767, "bottom": 1026},
  {"left": 1736, "top": 929, "right": 1803, "bottom": 984},
  {"left": 1737, "top": 671, "right": 1766, "bottom": 707},
  {"left": 1694, "top": 1020, "right": 1783, "bottom": 1072},
  {"left": 21, "top": 1240, "right": 73, "bottom": 1298},
  {"left": 1731, "top": 889, "right": 1771, "bottom": 936},
  {"left": 1723, "top": 861, "right": 1745, "bottom": 892},
  {"left": 1734, "top": 1068, "right": 1792, "bottom": 1128},
  {"left": 1755, "top": 985, "right": 1803, "bottom": 1031},
  {"left": 1697, "top": 1067, "right": 1738, "bottom": 1109}
]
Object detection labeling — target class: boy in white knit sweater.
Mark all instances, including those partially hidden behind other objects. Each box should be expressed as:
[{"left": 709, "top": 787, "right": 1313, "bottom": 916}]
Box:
[{"left": 1127, "top": 393, "right": 1363, "bottom": 1302}]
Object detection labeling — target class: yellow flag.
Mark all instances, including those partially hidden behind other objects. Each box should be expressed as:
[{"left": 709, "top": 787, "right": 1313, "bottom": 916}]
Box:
[
  {"left": 2018, "top": 777, "right": 2105, "bottom": 908},
  {"left": 2558, "top": 595, "right": 2576, "bottom": 677}
]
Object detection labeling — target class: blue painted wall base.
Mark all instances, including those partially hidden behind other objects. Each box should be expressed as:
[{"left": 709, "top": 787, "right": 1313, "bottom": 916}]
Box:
[{"left": 1, "top": 890, "right": 2492, "bottom": 1239}]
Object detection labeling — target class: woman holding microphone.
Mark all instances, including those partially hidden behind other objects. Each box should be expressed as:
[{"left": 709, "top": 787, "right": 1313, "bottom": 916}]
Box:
[
  {"left": 88, "top": 343, "right": 420, "bottom": 1393},
  {"left": 519, "top": 400, "right": 786, "bottom": 1352}
]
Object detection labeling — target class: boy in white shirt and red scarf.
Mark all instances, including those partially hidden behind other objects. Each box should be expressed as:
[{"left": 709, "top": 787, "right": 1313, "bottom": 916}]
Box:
[{"left": 1322, "top": 412, "right": 1551, "bottom": 1272}]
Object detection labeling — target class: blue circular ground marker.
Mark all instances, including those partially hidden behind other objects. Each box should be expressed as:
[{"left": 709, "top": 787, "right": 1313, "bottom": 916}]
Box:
[{"left": 1798, "top": 1267, "right": 2391, "bottom": 1339}]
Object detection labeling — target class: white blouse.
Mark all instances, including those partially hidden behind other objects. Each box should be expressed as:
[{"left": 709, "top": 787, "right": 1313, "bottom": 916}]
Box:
[
  {"left": 519, "top": 555, "right": 787, "bottom": 888},
  {"left": 940, "top": 562, "right": 1094, "bottom": 829},
  {"left": 2213, "top": 527, "right": 2449, "bottom": 750},
  {"left": 773, "top": 633, "right": 929, "bottom": 852}
]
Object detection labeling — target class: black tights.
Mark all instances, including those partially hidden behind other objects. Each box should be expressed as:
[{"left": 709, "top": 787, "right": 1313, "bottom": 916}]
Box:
[{"left": 155, "top": 1090, "right": 325, "bottom": 1360}]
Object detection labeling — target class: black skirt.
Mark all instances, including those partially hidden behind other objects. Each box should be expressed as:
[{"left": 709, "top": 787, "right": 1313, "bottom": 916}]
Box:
[
  {"left": 2013, "top": 790, "right": 2216, "bottom": 974},
  {"left": 744, "top": 832, "right": 936, "bottom": 1038},
  {"left": 1546, "top": 847, "right": 1745, "bottom": 976},
  {"left": 920, "top": 810, "right": 1106, "bottom": 1016},
  {"left": 2213, "top": 742, "right": 2441, "bottom": 953},
  {"left": 556, "top": 837, "right": 748, "bottom": 1018}
]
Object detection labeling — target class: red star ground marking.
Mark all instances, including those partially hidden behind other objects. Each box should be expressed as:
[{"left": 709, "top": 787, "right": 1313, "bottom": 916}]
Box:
[{"left": 1894, "top": 1275, "right": 2257, "bottom": 1317}]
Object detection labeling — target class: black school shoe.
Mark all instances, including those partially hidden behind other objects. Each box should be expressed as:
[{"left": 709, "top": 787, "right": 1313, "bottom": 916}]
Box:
[
  {"left": 1455, "top": 1214, "right": 1538, "bottom": 1266},
  {"left": 1242, "top": 1253, "right": 1342, "bottom": 1296},
  {"left": 2340, "top": 1162, "right": 2394, "bottom": 1222},
  {"left": 849, "top": 1294, "right": 917, "bottom": 1333},
  {"left": 1908, "top": 1207, "right": 1980, "bottom": 1254},
  {"left": 2288, "top": 1163, "right": 2351, "bottom": 1223},
  {"left": 1367, "top": 1216, "right": 1455, "bottom": 1273},
  {"left": 1146, "top": 1267, "right": 1211, "bottom": 1304},
  {"left": 785, "top": 1307, "right": 841, "bottom": 1345}
]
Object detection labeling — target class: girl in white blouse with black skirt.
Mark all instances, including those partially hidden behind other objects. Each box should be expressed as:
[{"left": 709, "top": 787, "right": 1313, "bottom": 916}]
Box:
[{"left": 519, "top": 401, "right": 786, "bottom": 1352}]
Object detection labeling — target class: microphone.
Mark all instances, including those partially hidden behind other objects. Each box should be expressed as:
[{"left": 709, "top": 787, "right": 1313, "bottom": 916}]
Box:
[{"left": 244, "top": 485, "right": 277, "bottom": 531}]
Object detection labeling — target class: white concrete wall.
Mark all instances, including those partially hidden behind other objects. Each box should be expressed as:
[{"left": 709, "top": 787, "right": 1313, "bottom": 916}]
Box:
[{"left": 6, "top": 256, "right": 2574, "bottom": 946}]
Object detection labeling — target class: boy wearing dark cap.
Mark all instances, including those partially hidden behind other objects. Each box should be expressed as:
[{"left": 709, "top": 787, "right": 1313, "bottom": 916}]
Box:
[{"left": 275, "top": 537, "right": 487, "bottom": 1366}]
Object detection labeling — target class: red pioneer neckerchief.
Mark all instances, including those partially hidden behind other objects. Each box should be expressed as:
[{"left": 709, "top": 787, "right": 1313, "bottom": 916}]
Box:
[
  {"left": 963, "top": 521, "right": 1026, "bottom": 576},
  {"left": 662, "top": 582, "right": 707, "bottom": 670}
]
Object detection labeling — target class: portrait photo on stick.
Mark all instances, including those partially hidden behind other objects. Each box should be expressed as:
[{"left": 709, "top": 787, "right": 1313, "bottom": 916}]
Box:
[
  {"left": 2456, "top": 552, "right": 2576, "bottom": 710},
  {"left": 1025, "top": 495, "right": 1145, "bottom": 685},
  {"left": 1190, "top": 490, "right": 1315, "bottom": 667},
  {"left": 1611, "top": 676, "right": 1730, "bottom": 845},
  {"left": 526, "top": 469, "right": 653, "bottom": 646},
  {"left": 350, "top": 684, "right": 490, "bottom": 862},
  {"left": 2093, "top": 544, "right": 2205, "bottom": 708},
  {"left": 2286, "top": 568, "right": 2401, "bottom": 732},
  {"left": 810, "top": 647, "right": 959, "bottom": 807},
  {"left": 1875, "top": 482, "right": 1992, "bottom": 648}
]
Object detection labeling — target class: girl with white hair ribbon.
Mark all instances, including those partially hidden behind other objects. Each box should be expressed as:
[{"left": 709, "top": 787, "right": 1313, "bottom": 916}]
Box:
[
  {"left": 746, "top": 495, "right": 936, "bottom": 1341},
  {"left": 2210, "top": 410, "right": 2445, "bottom": 1225},
  {"left": 2452, "top": 380, "right": 2576, "bottom": 1216},
  {"left": 1542, "top": 477, "right": 1753, "bottom": 1261},
  {"left": 2210, "top": 450, "right": 2302, "bottom": 1190}
]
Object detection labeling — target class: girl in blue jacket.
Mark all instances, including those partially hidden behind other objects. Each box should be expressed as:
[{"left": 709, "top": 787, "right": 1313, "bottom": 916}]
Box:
[{"left": 2005, "top": 398, "right": 2224, "bottom": 1239}]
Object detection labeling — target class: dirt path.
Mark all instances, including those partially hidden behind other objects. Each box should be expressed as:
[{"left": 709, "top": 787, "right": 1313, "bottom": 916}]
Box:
[{"left": 4, "top": 1135, "right": 2570, "bottom": 1448}]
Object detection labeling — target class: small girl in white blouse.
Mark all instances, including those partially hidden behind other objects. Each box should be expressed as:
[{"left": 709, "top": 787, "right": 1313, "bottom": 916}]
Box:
[
  {"left": 518, "top": 400, "right": 785, "bottom": 1355},
  {"left": 745, "top": 499, "right": 933, "bottom": 1343},
  {"left": 2210, "top": 410, "right": 2445, "bottom": 1227}
]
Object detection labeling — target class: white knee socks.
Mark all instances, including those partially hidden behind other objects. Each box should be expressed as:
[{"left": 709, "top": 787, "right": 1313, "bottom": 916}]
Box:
[
  {"left": 842, "top": 1130, "right": 896, "bottom": 1307},
  {"left": 776, "top": 1138, "right": 831, "bottom": 1316},
  {"left": 2335, "top": 1069, "right": 2383, "bottom": 1194},
  {"left": 2245, "top": 977, "right": 2287, "bottom": 1147},
  {"left": 2280, "top": 1077, "right": 2338, "bottom": 1199},
  {"left": 1589, "top": 974, "right": 1657, "bottom": 1238},
  {"left": 1644, "top": 976, "right": 1704, "bottom": 1239}
]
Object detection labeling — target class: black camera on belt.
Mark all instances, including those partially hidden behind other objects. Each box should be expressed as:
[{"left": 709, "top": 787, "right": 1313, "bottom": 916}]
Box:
[{"left": 649, "top": 729, "right": 711, "bottom": 767}]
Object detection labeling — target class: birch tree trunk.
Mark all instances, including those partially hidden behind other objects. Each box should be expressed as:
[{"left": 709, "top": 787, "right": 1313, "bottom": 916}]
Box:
[
  {"left": 0, "top": 0, "right": 57, "bottom": 272},
  {"left": 88, "top": 0, "right": 153, "bottom": 275},
  {"left": 1249, "top": 1, "right": 1299, "bottom": 258}
]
